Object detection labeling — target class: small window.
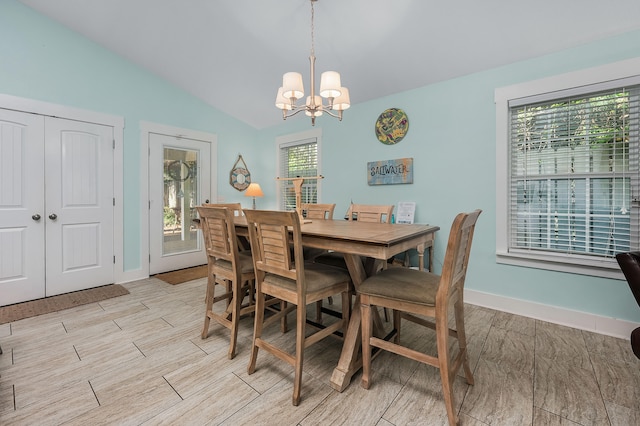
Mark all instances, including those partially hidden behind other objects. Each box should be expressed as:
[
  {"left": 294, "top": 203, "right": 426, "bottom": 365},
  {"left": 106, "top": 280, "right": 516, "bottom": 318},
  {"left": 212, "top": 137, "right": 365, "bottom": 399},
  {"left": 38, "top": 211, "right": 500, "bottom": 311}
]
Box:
[{"left": 277, "top": 130, "right": 321, "bottom": 211}]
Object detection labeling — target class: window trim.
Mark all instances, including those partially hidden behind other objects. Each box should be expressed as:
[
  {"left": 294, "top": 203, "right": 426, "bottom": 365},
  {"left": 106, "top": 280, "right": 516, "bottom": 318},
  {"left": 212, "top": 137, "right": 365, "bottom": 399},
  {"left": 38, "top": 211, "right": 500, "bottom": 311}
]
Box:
[
  {"left": 275, "top": 128, "right": 322, "bottom": 211},
  {"left": 495, "top": 57, "right": 640, "bottom": 279}
]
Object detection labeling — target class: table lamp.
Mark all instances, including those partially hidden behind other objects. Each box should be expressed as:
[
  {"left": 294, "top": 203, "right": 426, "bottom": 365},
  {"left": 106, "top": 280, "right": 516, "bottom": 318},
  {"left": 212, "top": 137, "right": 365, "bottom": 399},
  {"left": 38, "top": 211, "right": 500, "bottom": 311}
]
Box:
[{"left": 245, "top": 182, "right": 264, "bottom": 209}]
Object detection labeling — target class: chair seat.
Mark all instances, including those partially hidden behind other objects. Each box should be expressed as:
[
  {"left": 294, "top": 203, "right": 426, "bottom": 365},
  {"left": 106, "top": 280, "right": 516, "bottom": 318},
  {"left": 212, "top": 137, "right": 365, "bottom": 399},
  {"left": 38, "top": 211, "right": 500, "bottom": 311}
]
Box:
[
  {"left": 213, "top": 251, "right": 254, "bottom": 274},
  {"left": 264, "top": 263, "right": 351, "bottom": 294},
  {"left": 358, "top": 267, "right": 439, "bottom": 306}
]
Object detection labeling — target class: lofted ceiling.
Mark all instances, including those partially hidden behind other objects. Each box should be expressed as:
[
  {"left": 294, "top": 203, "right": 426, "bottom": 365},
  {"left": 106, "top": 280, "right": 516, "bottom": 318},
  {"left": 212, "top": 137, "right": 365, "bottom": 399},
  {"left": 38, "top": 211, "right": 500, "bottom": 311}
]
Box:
[{"left": 19, "top": 0, "right": 640, "bottom": 129}]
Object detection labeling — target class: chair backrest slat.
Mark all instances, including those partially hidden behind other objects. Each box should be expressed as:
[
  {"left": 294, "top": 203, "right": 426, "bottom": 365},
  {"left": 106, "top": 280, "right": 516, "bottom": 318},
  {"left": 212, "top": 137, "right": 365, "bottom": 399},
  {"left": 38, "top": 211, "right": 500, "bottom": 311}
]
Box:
[
  {"left": 347, "top": 204, "right": 394, "bottom": 223},
  {"left": 203, "top": 202, "right": 244, "bottom": 216},
  {"left": 301, "top": 203, "right": 336, "bottom": 220}
]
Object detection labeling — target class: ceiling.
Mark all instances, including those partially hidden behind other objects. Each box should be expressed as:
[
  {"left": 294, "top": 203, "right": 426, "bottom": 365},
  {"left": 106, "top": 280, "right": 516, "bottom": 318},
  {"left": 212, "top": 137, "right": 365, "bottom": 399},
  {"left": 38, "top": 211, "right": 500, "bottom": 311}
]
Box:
[{"left": 19, "top": 0, "right": 640, "bottom": 129}]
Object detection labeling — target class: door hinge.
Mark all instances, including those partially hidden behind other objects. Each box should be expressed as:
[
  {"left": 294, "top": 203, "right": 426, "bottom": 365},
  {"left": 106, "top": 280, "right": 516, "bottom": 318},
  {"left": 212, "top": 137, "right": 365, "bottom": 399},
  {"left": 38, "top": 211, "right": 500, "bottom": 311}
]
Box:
[
  {"left": 113, "top": 197, "right": 116, "bottom": 206},
  {"left": 112, "top": 139, "right": 115, "bottom": 149},
  {"left": 149, "top": 254, "right": 151, "bottom": 263},
  {"left": 113, "top": 255, "right": 116, "bottom": 264}
]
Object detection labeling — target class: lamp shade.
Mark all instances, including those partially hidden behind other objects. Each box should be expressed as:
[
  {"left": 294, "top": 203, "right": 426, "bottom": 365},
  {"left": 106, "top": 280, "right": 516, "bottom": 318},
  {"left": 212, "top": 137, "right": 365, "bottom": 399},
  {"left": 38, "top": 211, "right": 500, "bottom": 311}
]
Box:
[
  {"left": 282, "top": 72, "right": 304, "bottom": 100},
  {"left": 332, "top": 87, "right": 351, "bottom": 111},
  {"left": 275, "top": 87, "right": 293, "bottom": 110},
  {"left": 244, "top": 182, "right": 264, "bottom": 197},
  {"left": 319, "top": 71, "right": 341, "bottom": 98}
]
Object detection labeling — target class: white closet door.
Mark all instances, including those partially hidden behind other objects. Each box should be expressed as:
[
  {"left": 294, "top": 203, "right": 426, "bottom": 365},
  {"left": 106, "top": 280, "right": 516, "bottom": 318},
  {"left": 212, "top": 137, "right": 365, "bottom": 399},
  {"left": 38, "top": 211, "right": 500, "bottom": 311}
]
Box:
[
  {"left": 0, "top": 110, "right": 45, "bottom": 306},
  {"left": 44, "top": 117, "right": 114, "bottom": 296}
]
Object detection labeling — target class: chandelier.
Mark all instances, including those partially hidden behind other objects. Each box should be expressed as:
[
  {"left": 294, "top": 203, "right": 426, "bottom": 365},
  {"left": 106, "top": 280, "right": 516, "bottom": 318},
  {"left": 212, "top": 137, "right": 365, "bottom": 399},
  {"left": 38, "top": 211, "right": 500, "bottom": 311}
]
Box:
[{"left": 275, "top": 0, "right": 350, "bottom": 125}]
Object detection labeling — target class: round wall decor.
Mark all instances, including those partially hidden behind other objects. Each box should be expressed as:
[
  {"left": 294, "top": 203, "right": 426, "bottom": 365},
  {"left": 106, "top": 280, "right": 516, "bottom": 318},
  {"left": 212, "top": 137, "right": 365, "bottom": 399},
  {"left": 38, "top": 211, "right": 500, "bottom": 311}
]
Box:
[
  {"left": 230, "top": 154, "right": 251, "bottom": 191},
  {"left": 375, "top": 108, "right": 409, "bottom": 145},
  {"left": 167, "top": 160, "right": 191, "bottom": 182}
]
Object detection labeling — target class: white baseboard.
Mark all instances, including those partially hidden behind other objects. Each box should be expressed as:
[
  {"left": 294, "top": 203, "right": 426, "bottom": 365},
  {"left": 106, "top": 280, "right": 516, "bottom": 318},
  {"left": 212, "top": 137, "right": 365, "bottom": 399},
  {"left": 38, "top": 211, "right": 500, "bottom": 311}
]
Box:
[{"left": 465, "top": 289, "right": 639, "bottom": 340}]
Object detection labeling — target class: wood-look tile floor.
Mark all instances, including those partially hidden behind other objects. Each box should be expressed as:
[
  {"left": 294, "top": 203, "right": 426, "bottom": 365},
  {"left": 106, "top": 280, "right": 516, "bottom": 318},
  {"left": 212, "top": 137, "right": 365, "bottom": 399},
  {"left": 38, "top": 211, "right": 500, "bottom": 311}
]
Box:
[{"left": 1, "top": 277, "right": 639, "bottom": 425}]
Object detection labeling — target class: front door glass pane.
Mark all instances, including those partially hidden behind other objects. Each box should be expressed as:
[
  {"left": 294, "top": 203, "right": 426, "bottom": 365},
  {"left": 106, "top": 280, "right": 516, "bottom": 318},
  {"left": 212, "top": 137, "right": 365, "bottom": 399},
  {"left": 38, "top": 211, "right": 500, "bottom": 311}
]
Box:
[{"left": 163, "top": 147, "right": 200, "bottom": 255}]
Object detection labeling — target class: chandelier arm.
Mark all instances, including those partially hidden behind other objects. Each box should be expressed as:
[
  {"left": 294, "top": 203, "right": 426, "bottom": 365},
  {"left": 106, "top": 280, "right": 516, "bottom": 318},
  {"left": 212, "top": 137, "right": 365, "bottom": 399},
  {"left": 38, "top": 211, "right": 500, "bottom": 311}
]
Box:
[
  {"left": 322, "top": 109, "right": 343, "bottom": 121},
  {"left": 282, "top": 108, "right": 309, "bottom": 119}
]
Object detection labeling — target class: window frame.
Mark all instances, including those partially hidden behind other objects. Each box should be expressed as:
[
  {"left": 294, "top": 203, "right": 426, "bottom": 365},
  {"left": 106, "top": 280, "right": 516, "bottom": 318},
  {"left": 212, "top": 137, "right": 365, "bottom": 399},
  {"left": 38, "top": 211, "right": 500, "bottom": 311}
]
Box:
[
  {"left": 275, "top": 128, "right": 323, "bottom": 211},
  {"left": 495, "top": 57, "right": 640, "bottom": 279}
]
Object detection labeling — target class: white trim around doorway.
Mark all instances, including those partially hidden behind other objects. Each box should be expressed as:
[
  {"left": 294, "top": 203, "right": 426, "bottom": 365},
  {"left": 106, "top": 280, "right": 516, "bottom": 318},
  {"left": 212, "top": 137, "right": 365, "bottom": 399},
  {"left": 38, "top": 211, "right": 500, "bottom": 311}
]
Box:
[
  {"left": 139, "top": 121, "right": 218, "bottom": 279},
  {"left": 0, "top": 93, "right": 125, "bottom": 284}
]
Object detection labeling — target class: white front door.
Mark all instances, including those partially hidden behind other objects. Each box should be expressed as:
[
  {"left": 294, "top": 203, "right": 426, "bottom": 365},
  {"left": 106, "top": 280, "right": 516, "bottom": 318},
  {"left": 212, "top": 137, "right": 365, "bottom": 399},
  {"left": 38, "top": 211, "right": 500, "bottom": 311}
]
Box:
[
  {"left": 44, "top": 117, "right": 114, "bottom": 296},
  {"left": 149, "top": 133, "right": 210, "bottom": 274},
  {"left": 0, "top": 109, "right": 46, "bottom": 305},
  {"left": 0, "top": 111, "right": 114, "bottom": 305}
]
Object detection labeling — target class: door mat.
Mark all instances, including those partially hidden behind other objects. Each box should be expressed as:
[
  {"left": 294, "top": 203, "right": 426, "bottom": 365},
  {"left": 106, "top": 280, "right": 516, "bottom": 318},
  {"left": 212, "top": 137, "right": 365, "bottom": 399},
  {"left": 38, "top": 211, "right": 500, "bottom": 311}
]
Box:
[
  {"left": 0, "top": 284, "right": 129, "bottom": 324},
  {"left": 154, "top": 265, "right": 208, "bottom": 285}
]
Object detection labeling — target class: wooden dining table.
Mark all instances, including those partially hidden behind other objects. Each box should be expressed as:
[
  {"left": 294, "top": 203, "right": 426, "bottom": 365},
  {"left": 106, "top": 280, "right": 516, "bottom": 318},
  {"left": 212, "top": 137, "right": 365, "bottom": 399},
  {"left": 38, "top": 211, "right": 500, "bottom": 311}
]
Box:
[{"left": 233, "top": 216, "right": 439, "bottom": 391}]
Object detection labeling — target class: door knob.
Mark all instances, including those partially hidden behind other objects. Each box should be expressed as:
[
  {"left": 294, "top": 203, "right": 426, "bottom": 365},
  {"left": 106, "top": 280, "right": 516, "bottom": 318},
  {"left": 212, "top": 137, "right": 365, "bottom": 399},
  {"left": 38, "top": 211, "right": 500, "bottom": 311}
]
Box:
[
  {"left": 205, "top": 199, "right": 210, "bottom": 203},
  {"left": 32, "top": 214, "right": 41, "bottom": 221},
  {"left": 48, "top": 213, "right": 58, "bottom": 220}
]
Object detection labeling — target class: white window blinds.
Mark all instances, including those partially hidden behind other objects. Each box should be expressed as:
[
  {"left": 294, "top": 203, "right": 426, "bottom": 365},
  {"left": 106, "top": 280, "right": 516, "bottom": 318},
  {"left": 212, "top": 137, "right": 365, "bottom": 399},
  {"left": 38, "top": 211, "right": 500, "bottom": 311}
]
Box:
[
  {"left": 508, "top": 85, "right": 640, "bottom": 263},
  {"left": 278, "top": 137, "right": 318, "bottom": 211}
]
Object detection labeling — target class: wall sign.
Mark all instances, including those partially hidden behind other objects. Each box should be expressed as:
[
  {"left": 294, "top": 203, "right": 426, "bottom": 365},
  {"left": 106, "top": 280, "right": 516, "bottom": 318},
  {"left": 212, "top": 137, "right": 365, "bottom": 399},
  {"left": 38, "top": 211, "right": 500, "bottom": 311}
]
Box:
[{"left": 367, "top": 158, "right": 413, "bottom": 185}]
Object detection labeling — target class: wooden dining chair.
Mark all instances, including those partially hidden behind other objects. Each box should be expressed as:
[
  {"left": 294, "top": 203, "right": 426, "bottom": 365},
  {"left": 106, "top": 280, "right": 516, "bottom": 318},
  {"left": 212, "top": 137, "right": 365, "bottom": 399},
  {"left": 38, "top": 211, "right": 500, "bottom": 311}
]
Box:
[
  {"left": 300, "top": 203, "right": 340, "bottom": 321},
  {"left": 300, "top": 202, "right": 336, "bottom": 261},
  {"left": 314, "top": 203, "right": 394, "bottom": 320},
  {"left": 196, "top": 204, "right": 257, "bottom": 359},
  {"left": 244, "top": 209, "right": 351, "bottom": 406},
  {"left": 347, "top": 203, "right": 394, "bottom": 223},
  {"left": 202, "top": 202, "right": 250, "bottom": 250},
  {"left": 359, "top": 209, "right": 481, "bottom": 426},
  {"left": 301, "top": 202, "right": 336, "bottom": 220}
]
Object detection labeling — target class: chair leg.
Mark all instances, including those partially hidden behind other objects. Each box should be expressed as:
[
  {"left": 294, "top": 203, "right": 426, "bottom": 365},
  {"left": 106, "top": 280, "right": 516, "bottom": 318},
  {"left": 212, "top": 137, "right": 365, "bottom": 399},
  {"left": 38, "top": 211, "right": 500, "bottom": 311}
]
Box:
[
  {"left": 315, "top": 300, "right": 323, "bottom": 323},
  {"left": 454, "top": 299, "right": 474, "bottom": 385},
  {"left": 436, "top": 315, "right": 457, "bottom": 426},
  {"left": 281, "top": 301, "right": 289, "bottom": 333},
  {"left": 201, "top": 278, "right": 216, "bottom": 339},
  {"left": 292, "top": 303, "right": 306, "bottom": 406},
  {"left": 360, "top": 299, "right": 372, "bottom": 389},
  {"left": 228, "top": 279, "right": 243, "bottom": 360},
  {"left": 393, "top": 309, "right": 402, "bottom": 344},
  {"left": 247, "top": 289, "right": 265, "bottom": 375}
]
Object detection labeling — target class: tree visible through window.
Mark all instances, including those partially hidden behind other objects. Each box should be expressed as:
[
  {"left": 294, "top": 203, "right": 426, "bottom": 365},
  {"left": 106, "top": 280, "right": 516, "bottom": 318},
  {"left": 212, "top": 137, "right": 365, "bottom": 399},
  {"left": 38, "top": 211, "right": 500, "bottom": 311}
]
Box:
[{"left": 509, "top": 86, "right": 639, "bottom": 263}]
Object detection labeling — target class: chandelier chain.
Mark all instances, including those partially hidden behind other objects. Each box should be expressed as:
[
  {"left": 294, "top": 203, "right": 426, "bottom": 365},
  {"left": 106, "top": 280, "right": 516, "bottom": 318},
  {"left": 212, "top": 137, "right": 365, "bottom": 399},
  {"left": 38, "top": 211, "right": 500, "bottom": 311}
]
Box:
[
  {"left": 310, "top": 0, "right": 315, "bottom": 57},
  {"left": 275, "top": 0, "right": 349, "bottom": 125}
]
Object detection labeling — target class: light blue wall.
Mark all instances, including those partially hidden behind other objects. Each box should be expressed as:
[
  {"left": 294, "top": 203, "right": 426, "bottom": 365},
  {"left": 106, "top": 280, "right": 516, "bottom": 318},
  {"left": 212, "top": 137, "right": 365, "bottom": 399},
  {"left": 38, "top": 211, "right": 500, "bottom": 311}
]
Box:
[
  {"left": 0, "top": 1, "right": 260, "bottom": 271},
  {"left": 259, "top": 32, "right": 640, "bottom": 324},
  {"left": 2, "top": 0, "right": 640, "bottom": 324}
]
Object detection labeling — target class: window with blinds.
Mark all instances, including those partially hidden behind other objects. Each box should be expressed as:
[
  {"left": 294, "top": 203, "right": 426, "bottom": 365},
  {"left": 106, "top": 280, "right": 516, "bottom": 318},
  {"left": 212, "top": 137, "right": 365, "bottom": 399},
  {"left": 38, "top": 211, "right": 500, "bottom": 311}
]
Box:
[
  {"left": 278, "top": 137, "right": 319, "bottom": 211},
  {"left": 507, "top": 84, "right": 640, "bottom": 269}
]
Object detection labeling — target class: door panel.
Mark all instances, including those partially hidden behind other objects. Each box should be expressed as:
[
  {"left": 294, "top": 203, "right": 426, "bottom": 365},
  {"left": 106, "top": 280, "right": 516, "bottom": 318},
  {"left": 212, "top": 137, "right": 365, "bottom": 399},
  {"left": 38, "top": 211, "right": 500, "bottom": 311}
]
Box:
[
  {"left": 44, "top": 117, "right": 114, "bottom": 296},
  {"left": 149, "top": 133, "right": 209, "bottom": 274},
  {"left": 0, "top": 110, "right": 45, "bottom": 306}
]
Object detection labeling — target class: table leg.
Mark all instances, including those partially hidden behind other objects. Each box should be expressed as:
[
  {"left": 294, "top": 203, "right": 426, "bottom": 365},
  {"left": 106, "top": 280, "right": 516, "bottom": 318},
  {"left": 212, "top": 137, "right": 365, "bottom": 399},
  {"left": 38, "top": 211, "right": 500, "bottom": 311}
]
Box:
[
  {"left": 330, "top": 292, "right": 363, "bottom": 391},
  {"left": 415, "top": 242, "right": 434, "bottom": 272},
  {"left": 330, "top": 253, "right": 368, "bottom": 392}
]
